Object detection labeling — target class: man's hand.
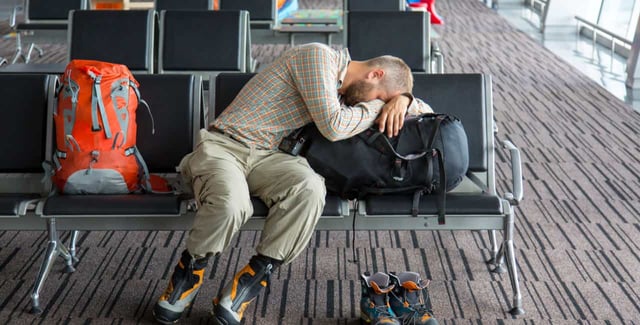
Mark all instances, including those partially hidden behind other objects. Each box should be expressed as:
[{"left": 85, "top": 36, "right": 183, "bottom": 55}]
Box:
[{"left": 375, "top": 94, "right": 411, "bottom": 137}]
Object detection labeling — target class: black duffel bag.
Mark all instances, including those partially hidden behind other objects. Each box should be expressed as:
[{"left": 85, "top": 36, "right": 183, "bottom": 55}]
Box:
[{"left": 300, "top": 113, "right": 469, "bottom": 224}]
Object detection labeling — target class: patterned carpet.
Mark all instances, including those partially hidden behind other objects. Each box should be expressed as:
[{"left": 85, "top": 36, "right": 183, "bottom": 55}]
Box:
[{"left": 2, "top": 0, "right": 640, "bottom": 324}]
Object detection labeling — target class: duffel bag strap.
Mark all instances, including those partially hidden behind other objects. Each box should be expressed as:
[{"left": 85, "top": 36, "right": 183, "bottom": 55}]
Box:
[
  {"left": 417, "top": 114, "right": 444, "bottom": 151},
  {"left": 434, "top": 148, "right": 446, "bottom": 225}
]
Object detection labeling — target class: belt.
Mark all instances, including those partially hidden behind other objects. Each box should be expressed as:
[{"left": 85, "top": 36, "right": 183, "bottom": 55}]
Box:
[{"left": 209, "top": 127, "right": 244, "bottom": 145}]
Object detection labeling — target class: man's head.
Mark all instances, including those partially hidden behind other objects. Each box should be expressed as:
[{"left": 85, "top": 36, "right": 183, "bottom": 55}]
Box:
[{"left": 339, "top": 55, "right": 413, "bottom": 106}]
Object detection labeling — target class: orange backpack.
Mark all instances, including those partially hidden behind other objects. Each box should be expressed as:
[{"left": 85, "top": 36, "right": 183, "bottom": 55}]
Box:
[{"left": 51, "top": 60, "right": 154, "bottom": 194}]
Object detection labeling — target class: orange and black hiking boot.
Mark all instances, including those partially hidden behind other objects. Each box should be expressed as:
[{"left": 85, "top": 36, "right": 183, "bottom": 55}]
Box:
[
  {"left": 153, "top": 250, "right": 209, "bottom": 324},
  {"left": 360, "top": 272, "right": 401, "bottom": 325},
  {"left": 211, "top": 255, "right": 280, "bottom": 325},
  {"left": 388, "top": 272, "right": 438, "bottom": 325}
]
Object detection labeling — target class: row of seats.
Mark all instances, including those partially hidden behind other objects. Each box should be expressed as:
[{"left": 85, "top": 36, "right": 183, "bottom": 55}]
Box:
[
  {"left": 7, "top": 8, "right": 437, "bottom": 74},
  {"left": 0, "top": 71, "right": 524, "bottom": 315},
  {"left": 5, "top": 9, "right": 252, "bottom": 75},
  {"left": 8, "top": 0, "right": 278, "bottom": 64}
]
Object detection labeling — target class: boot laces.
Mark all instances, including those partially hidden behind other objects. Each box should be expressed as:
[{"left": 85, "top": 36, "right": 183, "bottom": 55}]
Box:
[
  {"left": 374, "top": 304, "right": 395, "bottom": 318},
  {"left": 391, "top": 289, "right": 433, "bottom": 325},
  {"left": 400, "top": 305, "right": 433, "bottom": 325}
]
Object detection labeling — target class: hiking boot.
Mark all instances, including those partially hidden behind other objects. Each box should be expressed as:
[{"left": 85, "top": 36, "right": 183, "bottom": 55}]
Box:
[
  {"left": 388, "top": 272, "right": 438, "bottom": 325},
  {"left": 360, "top": 272, "right": 401, "bottom": 325},
  {"left": 153, "top": 250, "right": 209, "bottom": 324},
  {"left": 211, "top": 255, "right": 280, "bottom": 325}
]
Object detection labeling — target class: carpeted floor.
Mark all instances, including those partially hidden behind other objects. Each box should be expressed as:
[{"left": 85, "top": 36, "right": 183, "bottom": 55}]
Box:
[{"left": 2, "top": 0, "right": 640, "bottom": 324}]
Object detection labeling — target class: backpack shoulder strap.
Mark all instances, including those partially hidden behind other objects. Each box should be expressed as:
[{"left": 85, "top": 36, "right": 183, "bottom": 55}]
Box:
[{"left": 130, "top": 80, "right": 155, "bottom": 134}]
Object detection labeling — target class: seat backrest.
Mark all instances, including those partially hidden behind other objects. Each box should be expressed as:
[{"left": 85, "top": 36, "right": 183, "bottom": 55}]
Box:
[
  {"left": 347, "top": 11, "right": 429, "bottom": 72},
  {"left": 155, "top": 0, "right": 212, "bottom": 11},
  {"left": 346, "top": 0, "right": 404, "bottom": 11},
  {"left": 158, "top": 10, "right": 249, "bottom": 73},
  {"left": 212, "top": 73, "right": 489, "bottom": 173},
  {"left": 134, "top": 74, "right": 200, "bottom": 172},
  {"left": 0, "top": 74, "right": 49, "bottom": 173},
  {"left": 25, "top": 0, "right": 87, "bottom": 22},
  {"left": 69, "top": 10, "right": 155, "bottom": 73},
  {"left": 219, "top": 0, "right": 275, "bottom": 25},
  {"left": 213, "top": 73, "right": 256, "bottom": 118},
  {"left": 412, "top": 74, "right": 488, "bottom": 172}
]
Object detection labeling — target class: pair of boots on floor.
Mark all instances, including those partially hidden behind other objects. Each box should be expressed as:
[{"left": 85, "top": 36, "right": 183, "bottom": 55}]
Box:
[
  {"left": 152, "top": 250, "right": 438, "bottom": 325},
  {"left": 153, "top": 250, "right": 280, "bottom": 325},
  {"left": 361, "top": 271, "right": 438, "bottom": 325}
]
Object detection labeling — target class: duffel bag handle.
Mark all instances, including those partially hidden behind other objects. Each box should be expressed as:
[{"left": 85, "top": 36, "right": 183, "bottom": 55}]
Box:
[{"left": 358, "top": 130, "right": 428, "bottom": 161}]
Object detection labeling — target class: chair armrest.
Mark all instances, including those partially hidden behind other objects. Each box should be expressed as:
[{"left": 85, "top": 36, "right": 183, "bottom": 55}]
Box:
[
  {"left": 502, "top": 139, "right": 523, "bottom": 204},
  {"left": 430, "top": 40, "right": 444, "bottom": 73}
]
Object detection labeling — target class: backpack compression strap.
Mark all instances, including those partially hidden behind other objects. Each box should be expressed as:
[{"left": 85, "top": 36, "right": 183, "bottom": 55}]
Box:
[{"left": 86, "top": 70, "right": 113, "bottom": 139}]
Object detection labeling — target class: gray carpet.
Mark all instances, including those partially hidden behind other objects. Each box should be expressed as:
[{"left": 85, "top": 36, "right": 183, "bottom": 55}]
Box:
[{"left": 2, "top": 0, "right": 640, "bottom": 324}]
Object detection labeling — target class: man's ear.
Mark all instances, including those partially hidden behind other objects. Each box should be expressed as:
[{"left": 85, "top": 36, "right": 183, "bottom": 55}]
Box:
[{"left": 367, "top": 68, "right": 385, "bottom": 81}]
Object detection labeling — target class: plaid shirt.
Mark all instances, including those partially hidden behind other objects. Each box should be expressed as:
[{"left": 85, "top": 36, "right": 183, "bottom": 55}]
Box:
[{"left": 211, "top": 43, "right": 432, "bottom": 150}]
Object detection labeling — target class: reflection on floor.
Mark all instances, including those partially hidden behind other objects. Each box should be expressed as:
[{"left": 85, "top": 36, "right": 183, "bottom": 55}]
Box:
[{"left": 494, "top": 0, "right": 640, "bottom": 111}]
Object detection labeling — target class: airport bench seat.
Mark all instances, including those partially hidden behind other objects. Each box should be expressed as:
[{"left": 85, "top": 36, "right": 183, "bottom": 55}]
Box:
[{"left": 17, "top": 72, "right": 523, "bottom": 317}]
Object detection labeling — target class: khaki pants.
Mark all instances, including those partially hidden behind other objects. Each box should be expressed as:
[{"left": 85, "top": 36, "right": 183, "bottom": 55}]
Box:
[{"left": 180, "top": 129, "right": 326, "bottom": 264}]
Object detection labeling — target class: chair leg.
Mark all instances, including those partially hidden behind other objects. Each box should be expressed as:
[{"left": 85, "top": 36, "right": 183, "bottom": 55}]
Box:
[
  {"left": 486, "top": 230, "right": 498, "bottom": 264},
  {"left": 69, "top": 231, "right": 80, "bottom": 263},
  {"left": 30, "top": 219, "right": 60, "bottom": 314},
  {"left": 11, "top": 33, "right": 23, "bottom": 64},
  {"left": 35, "top": 44, "right": 44, "bottom": 57},
  {"left": 504, "top": 209, "right": 525, "bottom": 316},
  {"left": 24, "top": 43, "right": 44, "bottom": 64},
  {"left": 0, "top": 57, "right": 6, "bottom": 66},
  {"left": 59, "top": 236, "right": 75, "bottom": 274},
  {"left": 491, "top": 240, "right": 507, "bottom": 274},
  {"left": 30, "top": 219, "right": 76, "bottom": 315}
]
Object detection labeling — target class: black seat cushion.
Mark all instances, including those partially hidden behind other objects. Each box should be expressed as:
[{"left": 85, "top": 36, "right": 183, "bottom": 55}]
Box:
[
  {"left": 348, "top": 0, "right": 403, "bottom": 11},
  {"left": 155, "top": 0, "right": 211, "bottom": 10},
  {"left": 134, "top": 74, "right": 195, "bottom": 173},
  {"left": 251, "top": 194, "right": 343, "bottom": 217},
  {"left": 161, "top": 10, "right": 243, "bottom": 71},
  {"left": 70, "top": 10, "right": 153, "bottom": 71},
  {"left": 42, "top": 194, "right": 183, "bottom": 215},
  {"left": 214, "top": 73, "right": 256, "bottom": 117},
  {"left": 16, "top": 23, "right": 68, "bottom": 30},
  {"left": 0, "top": 194, "right": 41, "bottom": 216},
  {"left": 348, "top": 12, "right": 427, "bottom": 72},
  {"left": 219, "top": 0, "right": 273, "bottom": 21},
  {"left": 0, "top": 74, "right": 48, "bottom": 173},
  {"left": 27, "top": 0, "right": 85, "bottom": 20},
  {"left": 411, "top": 74, "right": 487, "bottom": 172},
  {"left": 365, "top": 193, "right": 502, "bottom": 215}
]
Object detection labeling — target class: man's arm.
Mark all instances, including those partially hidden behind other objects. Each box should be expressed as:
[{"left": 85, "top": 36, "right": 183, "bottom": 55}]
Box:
[
  {"left": 291, "top": 46, "right": 382, "bottom": 141},
  {"left": 375, "top": 94, "right": 433, "bottom": 137}
]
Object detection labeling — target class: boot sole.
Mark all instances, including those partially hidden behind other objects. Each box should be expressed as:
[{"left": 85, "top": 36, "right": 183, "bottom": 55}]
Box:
[
  {"left": 152, "top": 309, "right": 180, "bottom": 325},
  {"left": 210, "top": 304, "right": 241, "bottom": 325}
]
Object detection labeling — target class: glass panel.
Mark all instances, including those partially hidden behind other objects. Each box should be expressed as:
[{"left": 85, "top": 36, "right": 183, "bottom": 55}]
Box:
[
  {"left": 597, "top": 0, "right": 635, "bottom": 39},
  {"left": 627, "top": 0, "right": 640, "bottom": 40}
]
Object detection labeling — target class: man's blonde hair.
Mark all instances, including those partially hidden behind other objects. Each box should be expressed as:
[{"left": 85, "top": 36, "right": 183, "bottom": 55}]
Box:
[{"left": 364, "top": 55, "right": 413, "bottom": 94}]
